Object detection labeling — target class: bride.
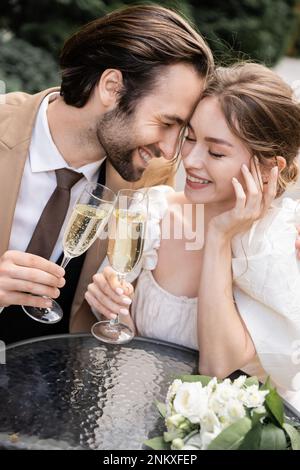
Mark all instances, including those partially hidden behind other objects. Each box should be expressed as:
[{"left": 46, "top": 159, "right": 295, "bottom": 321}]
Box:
[{"left": 85, "top": 63, "right": 300, "bottom": 410}]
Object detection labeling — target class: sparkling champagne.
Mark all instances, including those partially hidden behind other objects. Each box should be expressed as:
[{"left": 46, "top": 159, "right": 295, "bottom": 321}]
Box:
[
  {"left": 63, "top": 203, "right": 112, "bottom": 257},
  {"left": 107, "top": 209, "right": 146, "bottom": 274}
]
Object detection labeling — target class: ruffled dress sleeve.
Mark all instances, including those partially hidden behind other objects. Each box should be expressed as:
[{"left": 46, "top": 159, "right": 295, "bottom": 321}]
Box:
[
  {"left": 125, "top": 185, "right": 175, "bottom": 281},
  {"left": 96, "top": 185, "right": 175, "bottom": 282},
  {"left": 231, "top": 198, "right": 300, "bottom": 392}
]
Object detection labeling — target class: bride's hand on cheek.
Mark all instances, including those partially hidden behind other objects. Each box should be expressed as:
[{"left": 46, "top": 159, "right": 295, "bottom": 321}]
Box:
[{"left": 208, "top": 157, "right": 278, "bottom": 241}]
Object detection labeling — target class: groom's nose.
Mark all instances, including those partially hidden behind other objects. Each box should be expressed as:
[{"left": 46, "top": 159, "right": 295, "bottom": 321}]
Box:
[{"left": 159, "top": 128, "right": 182, "bottom": 160}]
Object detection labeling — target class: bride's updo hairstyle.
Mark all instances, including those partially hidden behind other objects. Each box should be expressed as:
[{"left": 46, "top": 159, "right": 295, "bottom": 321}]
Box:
[{"left": 202, "top": 63, "right": 300, "bottom": 197}]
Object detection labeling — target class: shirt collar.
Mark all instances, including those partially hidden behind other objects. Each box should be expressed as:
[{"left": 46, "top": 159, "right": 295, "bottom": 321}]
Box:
[{"left": 29, "top": 92, "right": 104, "bottom": 181}]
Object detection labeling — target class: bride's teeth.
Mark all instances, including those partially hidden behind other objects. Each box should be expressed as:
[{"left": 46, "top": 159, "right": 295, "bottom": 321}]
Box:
[{"left": 187, "top": 175, "right": 211, "bottom": 184}]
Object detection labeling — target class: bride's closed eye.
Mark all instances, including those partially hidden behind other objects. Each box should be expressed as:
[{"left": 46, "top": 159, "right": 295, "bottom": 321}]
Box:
[{"left": 209, "top": 150, "right": 225, "bottom": 158}]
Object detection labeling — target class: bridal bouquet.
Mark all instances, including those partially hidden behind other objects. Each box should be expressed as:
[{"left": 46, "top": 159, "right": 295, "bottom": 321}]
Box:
[{"left": 145, "top": 375, "right": 300, "bottom": 450}]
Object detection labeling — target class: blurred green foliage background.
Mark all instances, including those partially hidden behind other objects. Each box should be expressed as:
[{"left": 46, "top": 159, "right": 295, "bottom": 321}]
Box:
[{"left": 0, "top": 0, "right": 299, "bottom": 93}]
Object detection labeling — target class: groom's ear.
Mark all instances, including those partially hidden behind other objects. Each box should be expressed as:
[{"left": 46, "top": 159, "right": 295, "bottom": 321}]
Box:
[{"left": 97, "top": 69, "right": 123, "bottom": 108}]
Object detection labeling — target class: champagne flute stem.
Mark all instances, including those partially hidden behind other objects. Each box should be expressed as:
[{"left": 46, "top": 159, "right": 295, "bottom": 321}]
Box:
[
  {"left": 60, "top": 255, "right": 72, "bottom": 270},
  {"left": 109, "top": 272, "right": 126, "bottom": 326}
]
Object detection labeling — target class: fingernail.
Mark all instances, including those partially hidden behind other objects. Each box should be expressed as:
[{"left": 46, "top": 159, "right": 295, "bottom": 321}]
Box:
[
  {"left": 120, "top": 308, "right": 129, "bottom": 315},
  {"left": 45, "top": 301, "right": 52, "bottom": 308},
  {"left": 116, "top": 288, "right": 124, "bottom": 295},
  {"left": 110, "top": 314, "right": 117, "bottom": 320},
  {"left": 122, "top": 297, "right": 132, "bottom": 305},
  {"left": 242, "top": 164, "right": 248, "bottom": 171},
  {"left": 232, "top": 177, "right": 238, "bottom": 183}
]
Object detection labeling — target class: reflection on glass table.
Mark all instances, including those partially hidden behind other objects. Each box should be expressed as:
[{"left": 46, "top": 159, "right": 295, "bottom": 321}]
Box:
[{"left": 0, "top": 334, "right": 299, "bottom": 450}]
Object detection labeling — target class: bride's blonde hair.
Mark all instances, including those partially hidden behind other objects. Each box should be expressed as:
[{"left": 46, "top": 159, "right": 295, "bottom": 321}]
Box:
[{"left": 202, "top": 63, "right": 300, "bottom": 197}]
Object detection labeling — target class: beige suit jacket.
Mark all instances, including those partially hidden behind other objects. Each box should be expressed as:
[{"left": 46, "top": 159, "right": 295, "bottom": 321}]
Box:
[{"left": 0, "top": 88, "right": 176, "bottom": 332}]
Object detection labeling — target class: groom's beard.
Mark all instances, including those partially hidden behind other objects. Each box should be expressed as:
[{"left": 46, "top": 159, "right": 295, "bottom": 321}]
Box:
[{"left": 96, "top": 109, "right": 144, "bottom": 182}]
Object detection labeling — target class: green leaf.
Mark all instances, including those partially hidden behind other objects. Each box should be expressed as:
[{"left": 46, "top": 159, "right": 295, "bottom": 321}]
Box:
[
  {"left": 207, "top": 418, "right": 252, "bottom": 450},
  {"left": 155, "top": 400, "right": 166, "bottom": 418},
  {"left": 144, "top": 436, "right": 170, "bottom": 450},
  {"left": 240, "top": 423, "right": 287, "bottom": 450},
  {"left": 251, "top": 407, "right": 267, "bottom": 428},
  {"left": 265, "top": 389, "right": 284, "bottom": 427},
  {"left": 176, "top": 375, "right": 212, "bottom": 386},
  {"left": 261, "top": 379, "right": 284, "bottom": 426},
  {"left": 261, "top": 376, "right": 272, "bottom": 390},
  {"left": 245, "top": 376, "right": 259, "bottom": 387},
  {"left": 260, "top": 423, "right": 287, "bottom": 449},
  {"left": 239, "top": 423, "right": 263, "bottom": 450},
  {"left": 163, "top": 429, "right": 184, "bottom": 443},
  {"left": 283, "top": 423, "right": 300, "bottom": 450}
]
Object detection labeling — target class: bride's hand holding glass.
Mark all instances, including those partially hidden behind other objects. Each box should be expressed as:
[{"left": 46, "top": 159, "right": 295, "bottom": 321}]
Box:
[
  {"left": 91, "top": 189, "right": 148, "bottom": 344},
  {"left": 85, "top": 266, "right": 135, "bottom": 333}
]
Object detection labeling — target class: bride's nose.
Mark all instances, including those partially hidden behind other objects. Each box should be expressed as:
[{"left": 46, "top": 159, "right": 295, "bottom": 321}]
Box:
[{"left": 182, "top": 145, "right": 206, "bottom": 169}]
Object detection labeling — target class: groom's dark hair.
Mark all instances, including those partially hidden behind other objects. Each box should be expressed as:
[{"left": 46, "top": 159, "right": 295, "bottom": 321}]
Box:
[{"left": 59, "top": 4, "right": 214, "bottom": 112}]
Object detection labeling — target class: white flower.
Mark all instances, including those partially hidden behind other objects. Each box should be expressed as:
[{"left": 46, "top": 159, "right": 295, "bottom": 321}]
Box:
[
  {"left": 227, "top": 399, "right": 246, "bottom": 421},
  {"left": 241, "top": 385, "right": 269, "bottom": 408},
  {"left": 173, "top": 382, "right": 209, "bottom": 424},
  {"left": 209, "top": 380, "right": 239, "bottom": 416},
  {"left": 253, "top": 405, "right": 266, "bottom": 415},
  {"left": 166, "top": 413, "right": 185, "bottom": 430},
  {"left": 166, "top": 379, "right": 182, "bottom": 403},
  {"left": 201, "top": 409, "right": 221, "bottom": 433},
  {"left": 199, "top": 428, "right": 221, "bottom": 450},
  {"left": 233, "top": 375, "right": 247, "bottom": 389},
  {"left": 214, "top": 380, "right": 239, "bottom": 402},
  {"left": 166, "top": 379, "right": 182, "bottom": 416},
  {"left": 171, "top": 438, "right": 185, "bottom": 450}
]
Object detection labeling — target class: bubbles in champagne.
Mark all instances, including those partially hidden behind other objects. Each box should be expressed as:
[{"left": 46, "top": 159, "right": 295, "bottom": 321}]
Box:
[
  {"left": 107, "top": 209, "right": 146, "bottom": 274},
  {"left": 63, "top": 203, "right": 112, "bottom": 257}
]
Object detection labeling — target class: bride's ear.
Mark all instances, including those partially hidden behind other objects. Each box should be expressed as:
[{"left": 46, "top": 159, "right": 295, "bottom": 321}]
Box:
[
  {"left": 275, "top": 156, "right": 287, "bottom": 172},
  {"left": 261, "top": 156, "right": 286, "bottom": 183}
]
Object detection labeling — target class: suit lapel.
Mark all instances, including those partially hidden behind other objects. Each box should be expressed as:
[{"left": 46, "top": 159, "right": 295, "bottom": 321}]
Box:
[
  {"left": 0, "top": 87, "right": 60, "bottom": 256},
  {"left": 0, "top": 141, "right": 30, "bottom": 255}
]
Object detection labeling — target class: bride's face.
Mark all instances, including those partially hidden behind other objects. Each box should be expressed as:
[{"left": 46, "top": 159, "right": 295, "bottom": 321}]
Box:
[{"left": 181, "top": 96, "right": 252, "bottom": 206}]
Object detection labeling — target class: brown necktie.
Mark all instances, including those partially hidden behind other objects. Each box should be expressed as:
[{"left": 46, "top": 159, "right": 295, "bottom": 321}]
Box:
[{"left": 26, "top": 168, "right": 83, "bottom": 259}]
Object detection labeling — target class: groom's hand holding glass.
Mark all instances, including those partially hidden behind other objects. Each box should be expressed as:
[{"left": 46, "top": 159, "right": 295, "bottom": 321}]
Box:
[{"left": 0, "top": 251, "right": 65, "bottom": 310}]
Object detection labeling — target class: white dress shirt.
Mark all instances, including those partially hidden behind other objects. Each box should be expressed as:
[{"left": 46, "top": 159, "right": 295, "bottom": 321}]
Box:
[{"left": 8, "top": 92, "right": 104, "bottom": 262}]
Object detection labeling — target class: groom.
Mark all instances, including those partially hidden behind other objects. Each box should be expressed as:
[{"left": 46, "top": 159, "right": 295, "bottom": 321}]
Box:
[{"left": 0, "top": 5, "right": 214, "bottom": 343}]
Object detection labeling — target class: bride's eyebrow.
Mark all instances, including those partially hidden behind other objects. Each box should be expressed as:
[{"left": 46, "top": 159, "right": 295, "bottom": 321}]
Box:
[{"left": 204, "top": 137, "right": 233, "bottom": 147}]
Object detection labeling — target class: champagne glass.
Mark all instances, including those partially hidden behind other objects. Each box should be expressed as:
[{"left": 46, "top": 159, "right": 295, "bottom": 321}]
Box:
[
  {"left": 22, "top": 182, "right": 116, "bottom": 324},
  {"left": 91, "top": 189, "right": 148, "bottom": 344}
]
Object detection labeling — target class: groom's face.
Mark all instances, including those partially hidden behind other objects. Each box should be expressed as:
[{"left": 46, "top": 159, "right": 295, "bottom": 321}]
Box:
[{"left": 96, "top": 63, "right": 204, "bottom": 182}]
